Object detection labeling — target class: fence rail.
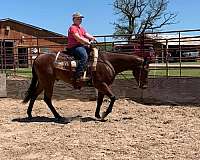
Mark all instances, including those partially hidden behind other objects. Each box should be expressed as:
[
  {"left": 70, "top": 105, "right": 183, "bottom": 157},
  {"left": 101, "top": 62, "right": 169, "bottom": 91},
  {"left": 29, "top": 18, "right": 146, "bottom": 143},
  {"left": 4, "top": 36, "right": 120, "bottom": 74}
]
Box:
[{"left": 1, "top": 29, "right": 200, "bottom": 77}]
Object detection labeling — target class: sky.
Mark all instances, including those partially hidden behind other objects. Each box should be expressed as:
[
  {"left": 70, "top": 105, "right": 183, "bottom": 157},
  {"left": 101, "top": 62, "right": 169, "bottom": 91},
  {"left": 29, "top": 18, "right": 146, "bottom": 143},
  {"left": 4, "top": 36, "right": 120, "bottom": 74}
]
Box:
[{"left": 1, "top": 0, "right": 200, "bottom": 36}]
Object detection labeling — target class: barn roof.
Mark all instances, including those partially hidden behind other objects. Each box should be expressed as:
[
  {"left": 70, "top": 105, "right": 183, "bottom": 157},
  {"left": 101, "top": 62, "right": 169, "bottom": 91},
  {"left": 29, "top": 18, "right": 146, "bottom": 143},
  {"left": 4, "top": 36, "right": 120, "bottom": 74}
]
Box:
[
  {"left": 0, "top": 18, "right": 66, "bottom": 37},
  {"left": 146, "top": 33, "right": 200, "bottom": 46}
]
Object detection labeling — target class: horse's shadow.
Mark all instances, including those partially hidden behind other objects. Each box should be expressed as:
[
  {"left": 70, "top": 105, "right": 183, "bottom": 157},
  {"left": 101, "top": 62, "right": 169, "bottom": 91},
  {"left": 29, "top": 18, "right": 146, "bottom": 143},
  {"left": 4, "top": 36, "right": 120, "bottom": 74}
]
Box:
[{"left": 12, "top": 115, "right": 98, "bottom": 124}]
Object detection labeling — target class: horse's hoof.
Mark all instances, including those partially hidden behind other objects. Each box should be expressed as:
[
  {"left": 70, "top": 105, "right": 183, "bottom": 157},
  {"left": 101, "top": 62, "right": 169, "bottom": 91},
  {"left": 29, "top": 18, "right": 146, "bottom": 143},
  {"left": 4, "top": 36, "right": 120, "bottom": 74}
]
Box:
[
  {"left": 95, "top": 114, "right": 101, "bottom": 119},
  {"left": 55, "top": 116, "right": 69, "bottom": 124},
  {"left": 55, "top": 116, "right": 62, "bottom": 121},
  {"left": 101, "top": 112, "right": 107, "bottom": 121},
  {"left": 100, "top": 119, "right": 108, "bottom": 122},
  {"left": 27, "top": 115, "right": 32, "bottom": 119}
]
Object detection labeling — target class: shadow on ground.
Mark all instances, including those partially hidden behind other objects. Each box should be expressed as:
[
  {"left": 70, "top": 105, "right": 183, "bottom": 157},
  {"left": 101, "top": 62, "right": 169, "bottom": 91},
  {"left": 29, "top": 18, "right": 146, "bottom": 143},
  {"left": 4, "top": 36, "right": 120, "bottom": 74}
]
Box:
[{"left": 12, "top": 115, "right": 99, "bottom": 124}]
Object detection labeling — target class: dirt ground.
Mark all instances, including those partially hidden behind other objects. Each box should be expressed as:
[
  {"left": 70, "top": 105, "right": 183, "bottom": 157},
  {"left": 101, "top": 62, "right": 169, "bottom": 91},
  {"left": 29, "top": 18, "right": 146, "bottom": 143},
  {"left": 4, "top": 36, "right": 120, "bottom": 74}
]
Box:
[{"left": 0, "top": 77, "right": 200, "bottom": 160}]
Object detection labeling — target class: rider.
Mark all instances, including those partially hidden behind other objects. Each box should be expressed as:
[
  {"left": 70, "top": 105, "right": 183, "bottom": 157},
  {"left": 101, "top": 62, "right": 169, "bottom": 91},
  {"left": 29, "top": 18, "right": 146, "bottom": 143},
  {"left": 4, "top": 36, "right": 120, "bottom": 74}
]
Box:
[{"left": 67, "top": 12, "right": 96, "bottom": 87}]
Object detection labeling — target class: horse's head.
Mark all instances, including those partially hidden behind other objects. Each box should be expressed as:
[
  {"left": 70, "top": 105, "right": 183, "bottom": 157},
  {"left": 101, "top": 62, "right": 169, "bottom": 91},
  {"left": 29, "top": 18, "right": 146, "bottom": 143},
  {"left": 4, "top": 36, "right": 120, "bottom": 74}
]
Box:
[{"left": 132, "top": 58, "right": 149, "bottom": 89}]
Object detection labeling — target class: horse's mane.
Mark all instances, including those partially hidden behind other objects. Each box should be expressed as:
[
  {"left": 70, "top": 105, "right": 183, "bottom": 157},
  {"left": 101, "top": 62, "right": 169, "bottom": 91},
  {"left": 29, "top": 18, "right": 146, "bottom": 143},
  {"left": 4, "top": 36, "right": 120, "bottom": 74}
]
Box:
[{"left": 98, "top": 50, "right": 144, "bottom": 63}]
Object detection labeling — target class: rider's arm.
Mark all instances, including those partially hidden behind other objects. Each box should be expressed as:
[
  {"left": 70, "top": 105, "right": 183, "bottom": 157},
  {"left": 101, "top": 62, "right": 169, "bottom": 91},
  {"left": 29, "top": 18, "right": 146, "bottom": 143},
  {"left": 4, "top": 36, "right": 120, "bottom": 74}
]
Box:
[
  {"left": 85, "top": 32, "right": 96, "bottom": 41},
  {"left": 73, "top": 33, "right": 90, "bottom": 45}
]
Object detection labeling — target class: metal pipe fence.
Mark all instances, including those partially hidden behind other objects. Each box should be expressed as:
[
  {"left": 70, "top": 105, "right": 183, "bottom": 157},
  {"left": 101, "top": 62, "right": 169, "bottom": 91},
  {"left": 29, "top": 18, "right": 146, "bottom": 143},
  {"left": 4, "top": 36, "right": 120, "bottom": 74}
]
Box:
[
  {"left": 0, "top": 29, "right": 200, "bottom": 77},
  {"left": 95, "top": 29, "right": 200, "bottom": 78}
]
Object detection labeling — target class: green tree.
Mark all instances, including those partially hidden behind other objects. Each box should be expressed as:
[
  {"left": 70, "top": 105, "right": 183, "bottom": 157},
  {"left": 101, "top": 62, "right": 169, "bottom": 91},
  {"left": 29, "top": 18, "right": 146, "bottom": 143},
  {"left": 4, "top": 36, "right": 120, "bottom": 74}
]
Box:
[{"left": 113, "top": 0, "right": 176, "bottom": 40}]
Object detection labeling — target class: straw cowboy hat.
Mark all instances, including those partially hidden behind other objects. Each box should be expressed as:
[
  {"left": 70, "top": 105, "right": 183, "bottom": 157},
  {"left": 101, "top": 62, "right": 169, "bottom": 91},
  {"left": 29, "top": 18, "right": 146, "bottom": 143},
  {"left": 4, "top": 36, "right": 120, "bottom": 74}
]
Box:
[{"left": 72, "top": 12, "right": 84, "bottom": 18}]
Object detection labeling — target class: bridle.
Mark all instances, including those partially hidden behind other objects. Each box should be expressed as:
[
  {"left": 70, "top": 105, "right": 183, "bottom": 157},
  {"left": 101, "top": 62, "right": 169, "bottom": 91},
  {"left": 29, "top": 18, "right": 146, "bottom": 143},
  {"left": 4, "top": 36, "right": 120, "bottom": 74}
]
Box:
[{"left": 117, "top": 59, "right": 147, "bottom": 88}]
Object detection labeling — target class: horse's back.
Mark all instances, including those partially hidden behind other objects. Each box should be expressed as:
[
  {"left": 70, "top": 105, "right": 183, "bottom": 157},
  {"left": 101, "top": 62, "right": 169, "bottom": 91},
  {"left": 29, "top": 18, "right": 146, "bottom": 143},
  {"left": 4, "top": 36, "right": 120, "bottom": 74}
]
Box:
[
  {"left": 33, "top": 53, "right": 57, "bottom": 77},
  {"left": 35, "top": 52, "right": 56, "bottom": 62}
]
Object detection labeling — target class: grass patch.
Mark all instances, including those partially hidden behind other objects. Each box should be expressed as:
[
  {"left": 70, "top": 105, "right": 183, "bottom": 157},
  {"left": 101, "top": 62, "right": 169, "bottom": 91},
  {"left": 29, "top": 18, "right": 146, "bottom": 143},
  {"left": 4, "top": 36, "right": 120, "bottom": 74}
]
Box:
[
  {"left": 150, "top": 68, "right": 200, "bottom": 77},
  {"left": 2, "top": 68, "right": 32, "bottom": 78},
  {"left": 116, "top": 68, "right": 200, "bottom": 79},
  {"left": 3, "top": 66, "right": 200, "bottom": 79}
]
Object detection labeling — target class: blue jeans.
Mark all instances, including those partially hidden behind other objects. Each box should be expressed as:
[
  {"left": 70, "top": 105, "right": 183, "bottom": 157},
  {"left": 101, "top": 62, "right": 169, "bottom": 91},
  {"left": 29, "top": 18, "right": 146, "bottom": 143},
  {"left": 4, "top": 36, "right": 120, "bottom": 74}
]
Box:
[{"left": 70, "top": 46, "right": 90, "bottom": 78}]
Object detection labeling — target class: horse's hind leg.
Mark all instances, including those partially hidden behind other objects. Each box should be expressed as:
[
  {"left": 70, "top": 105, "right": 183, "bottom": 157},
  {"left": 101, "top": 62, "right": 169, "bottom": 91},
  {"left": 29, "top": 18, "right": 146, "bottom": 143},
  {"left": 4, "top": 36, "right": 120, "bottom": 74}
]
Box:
[
  {"left": 27, "top": 83, "right": 43, "bottom": 118},
  {"left": 95, "top": 92, "right": 104, "bottom": 119},
  {"left": 43, "top": 81, "right": 62, "bottom": 120}
]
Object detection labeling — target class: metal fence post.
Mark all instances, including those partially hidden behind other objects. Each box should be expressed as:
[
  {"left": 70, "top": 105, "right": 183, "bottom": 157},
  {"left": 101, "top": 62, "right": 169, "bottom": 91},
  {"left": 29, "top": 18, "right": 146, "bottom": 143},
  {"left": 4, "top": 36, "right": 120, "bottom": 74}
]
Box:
[
  {"left": 37, "top": 37, "right": 39, "bottom": 55},
  {"left": 104, "top": 36, "right": 106, "bottom": 51},
  {"left": 165, "top": 39, "right": 169, "bottom": 77},
  {"left": 178, "top": 32, "right": 182, "bottom": 77},
  {"left": 0, "top": 40, "right": 3, "bottom": 73}
]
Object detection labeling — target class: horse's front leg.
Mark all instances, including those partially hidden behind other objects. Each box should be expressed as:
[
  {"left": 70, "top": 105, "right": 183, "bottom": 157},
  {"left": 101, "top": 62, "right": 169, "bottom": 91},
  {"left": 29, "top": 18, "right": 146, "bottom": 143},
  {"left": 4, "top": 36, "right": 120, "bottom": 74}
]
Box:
[
  {"left": 96, "top": 83, "right": 116, "bottom": 120},
  {"left": 95, "top": 91, "right": 104, "bottom": 119},
  {"left": 101, "top": 95, "right": 116, "bottom": 120}
]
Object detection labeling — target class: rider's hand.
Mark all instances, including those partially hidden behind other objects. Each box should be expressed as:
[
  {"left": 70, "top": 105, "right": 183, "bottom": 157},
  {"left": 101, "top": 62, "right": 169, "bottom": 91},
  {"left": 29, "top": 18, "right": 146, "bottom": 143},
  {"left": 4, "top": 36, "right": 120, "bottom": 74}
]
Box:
[
  {"left": 91, "top": 37, "right": 96, "bottom": 41},
  {"left": 85, "top": 39, "right": 90, "bottom": 45},
  {"left": 90, "top": 40, "right": 97, "bottom": 48},
  {"left": 90, "top": 39, "right": 97, "bottom": 44}
]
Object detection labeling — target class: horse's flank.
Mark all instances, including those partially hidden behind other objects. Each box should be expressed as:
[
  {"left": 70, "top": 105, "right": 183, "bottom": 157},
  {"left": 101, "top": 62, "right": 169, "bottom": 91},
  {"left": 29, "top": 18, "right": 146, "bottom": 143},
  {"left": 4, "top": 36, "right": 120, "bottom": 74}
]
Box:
[{"left": 34, "top": 53, "right": 73, "bottom": 83}]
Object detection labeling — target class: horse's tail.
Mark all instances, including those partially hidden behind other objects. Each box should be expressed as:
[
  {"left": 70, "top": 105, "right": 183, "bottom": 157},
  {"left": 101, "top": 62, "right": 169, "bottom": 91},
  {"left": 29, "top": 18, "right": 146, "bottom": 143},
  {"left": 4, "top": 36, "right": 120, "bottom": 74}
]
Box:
[{"left": 22, "top": 63, "right": 38, "bottom": 104}]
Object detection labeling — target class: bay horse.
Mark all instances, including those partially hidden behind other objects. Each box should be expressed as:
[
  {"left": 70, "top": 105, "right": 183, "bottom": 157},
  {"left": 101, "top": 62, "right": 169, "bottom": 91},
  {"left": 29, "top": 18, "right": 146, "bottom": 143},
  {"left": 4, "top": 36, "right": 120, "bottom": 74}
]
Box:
[{"left": 22, "top": 47, "right": 149, "bottom": 121}]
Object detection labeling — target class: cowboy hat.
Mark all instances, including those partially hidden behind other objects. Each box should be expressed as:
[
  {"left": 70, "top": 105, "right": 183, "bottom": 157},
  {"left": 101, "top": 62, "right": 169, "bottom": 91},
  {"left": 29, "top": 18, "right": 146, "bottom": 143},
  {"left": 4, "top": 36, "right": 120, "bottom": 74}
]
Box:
[{"left": 72, "top": 12, "right": 84, "bottom": 18}]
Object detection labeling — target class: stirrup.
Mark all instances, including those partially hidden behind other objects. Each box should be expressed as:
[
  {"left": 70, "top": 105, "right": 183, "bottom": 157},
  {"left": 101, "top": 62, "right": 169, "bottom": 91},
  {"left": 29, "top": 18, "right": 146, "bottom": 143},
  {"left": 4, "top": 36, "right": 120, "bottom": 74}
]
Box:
[
  {"left": 81, "top": 71, "right": 90, "bottom": 81},
  {"left": 81, "top": 76, "right": 90, "bottom": 81}
]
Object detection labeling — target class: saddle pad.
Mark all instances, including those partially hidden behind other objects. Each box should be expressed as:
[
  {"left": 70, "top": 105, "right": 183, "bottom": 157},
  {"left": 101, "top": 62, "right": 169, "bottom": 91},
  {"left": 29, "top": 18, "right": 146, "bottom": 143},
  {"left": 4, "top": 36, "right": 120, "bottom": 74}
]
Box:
[{"left": 54, "top": 52, "right": 77, "bottom": 71}]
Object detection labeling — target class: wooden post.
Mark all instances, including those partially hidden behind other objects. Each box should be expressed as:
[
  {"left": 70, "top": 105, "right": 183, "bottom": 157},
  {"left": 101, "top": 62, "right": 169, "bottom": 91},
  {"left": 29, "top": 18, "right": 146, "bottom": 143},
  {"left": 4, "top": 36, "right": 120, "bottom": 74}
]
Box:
[{"left": 0, "top": 73, "right": 7, "bottom": 97}]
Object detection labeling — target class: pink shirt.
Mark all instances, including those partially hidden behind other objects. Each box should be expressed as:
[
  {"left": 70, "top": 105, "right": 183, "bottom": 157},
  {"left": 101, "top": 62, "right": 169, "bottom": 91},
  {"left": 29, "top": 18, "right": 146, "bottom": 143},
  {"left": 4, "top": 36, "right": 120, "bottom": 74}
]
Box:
[{"left": 67, "top": 24, "right": 86, "bottom": 48}]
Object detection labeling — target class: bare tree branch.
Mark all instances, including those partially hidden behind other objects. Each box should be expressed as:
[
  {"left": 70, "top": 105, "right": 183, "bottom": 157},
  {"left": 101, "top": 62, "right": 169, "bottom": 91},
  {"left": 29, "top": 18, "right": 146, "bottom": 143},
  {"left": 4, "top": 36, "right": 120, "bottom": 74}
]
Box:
[{"left": 113, "top": 0, "right": 177, "bottom": 40}]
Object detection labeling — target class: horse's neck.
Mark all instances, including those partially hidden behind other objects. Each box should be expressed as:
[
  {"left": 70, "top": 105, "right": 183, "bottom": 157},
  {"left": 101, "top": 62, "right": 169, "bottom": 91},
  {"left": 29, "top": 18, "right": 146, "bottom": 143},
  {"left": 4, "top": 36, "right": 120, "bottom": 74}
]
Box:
[{"left": 104, "top": 52, "right": 142, "bottom": 74}]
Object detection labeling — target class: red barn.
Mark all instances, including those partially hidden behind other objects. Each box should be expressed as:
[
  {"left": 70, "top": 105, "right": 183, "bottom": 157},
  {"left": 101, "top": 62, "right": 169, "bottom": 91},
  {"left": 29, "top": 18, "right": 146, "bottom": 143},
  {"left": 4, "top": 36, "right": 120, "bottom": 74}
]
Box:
[{"left": 0, "top": 18, "right": 67, "bottom": 68}]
